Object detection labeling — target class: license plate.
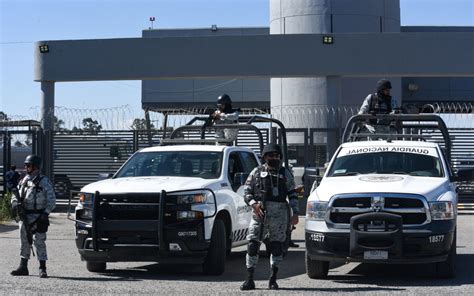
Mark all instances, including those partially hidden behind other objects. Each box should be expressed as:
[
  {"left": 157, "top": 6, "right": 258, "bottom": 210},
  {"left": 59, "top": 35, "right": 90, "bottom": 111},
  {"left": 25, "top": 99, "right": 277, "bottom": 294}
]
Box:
[{"left": 364, "top": 250, "right": 388, "bottom": 260}]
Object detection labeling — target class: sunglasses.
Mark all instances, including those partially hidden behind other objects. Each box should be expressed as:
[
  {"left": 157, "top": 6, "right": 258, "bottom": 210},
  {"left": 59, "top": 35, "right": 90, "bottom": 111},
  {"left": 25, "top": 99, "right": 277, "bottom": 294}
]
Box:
[{"left": 266, "top": 152, "right": 280, "bottom": 158}]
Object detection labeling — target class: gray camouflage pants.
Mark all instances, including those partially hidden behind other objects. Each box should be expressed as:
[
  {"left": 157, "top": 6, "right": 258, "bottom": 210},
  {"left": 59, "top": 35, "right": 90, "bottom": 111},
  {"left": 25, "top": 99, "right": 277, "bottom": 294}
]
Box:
[
  {"left": 19, "top": 219, "right": 48, "bottom": 261},
  {"left": 246, "top": 201, "right": 289, "bottom": 268}
]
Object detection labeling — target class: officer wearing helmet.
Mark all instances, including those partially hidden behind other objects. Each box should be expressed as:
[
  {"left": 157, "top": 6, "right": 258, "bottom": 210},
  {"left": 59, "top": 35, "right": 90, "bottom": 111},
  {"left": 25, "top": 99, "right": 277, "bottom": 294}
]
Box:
[
  {"left": 10, "top": 155, "right": 56, "bottom": 278},
  {"left": 358, "top": 79, "right": 399, "bottom": 133},
  {"left": 212, "top": 94, "right": 239, "bottom": 142},
  {"left": 240, "top": 143, "right": 299, "bottom": 291}
]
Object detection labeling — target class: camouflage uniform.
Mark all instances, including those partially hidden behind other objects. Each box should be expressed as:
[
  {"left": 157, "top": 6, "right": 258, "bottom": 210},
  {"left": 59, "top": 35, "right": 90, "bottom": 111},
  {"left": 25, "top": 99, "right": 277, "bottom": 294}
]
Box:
[
  {"left": 243, "top": 163, "right": 299, "bottom": 269},
  {"left": 359, "top": 92, "right": 399, "bottom": 135},
  {"left": 11, "top": 172, "right": 56, "bottom": 261},
  {"left": 214, "top": 110, "right": 239, "bottom": 142}
]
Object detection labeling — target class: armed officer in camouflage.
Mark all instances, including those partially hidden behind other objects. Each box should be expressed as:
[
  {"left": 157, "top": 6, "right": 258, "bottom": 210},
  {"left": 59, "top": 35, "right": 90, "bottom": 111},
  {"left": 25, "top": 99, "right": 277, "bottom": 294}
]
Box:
[
  {"left": 358, "top": 79, "right": 399, "bottom": 134},
  {"left": 212, "top": 94, "right": 239, "bottom": 143},
  {"left": 240, "top": 144, "right": 299, "bottom": 290},
  {"left": 10, "top": 155, "right": 56, "bottom": 278}
]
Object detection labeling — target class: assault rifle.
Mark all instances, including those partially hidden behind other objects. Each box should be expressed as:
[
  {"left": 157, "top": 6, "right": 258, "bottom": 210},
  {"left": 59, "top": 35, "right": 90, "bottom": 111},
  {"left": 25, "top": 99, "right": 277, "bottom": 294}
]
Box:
[
  {"left": 12, "top": 188, "right": 35, "bottom": 257},
  {"left": 257, "top": 169, "right": 268, "bottom": 242},
  {"left": 200, "top": 109, "right": 216, "bottom": 139}
]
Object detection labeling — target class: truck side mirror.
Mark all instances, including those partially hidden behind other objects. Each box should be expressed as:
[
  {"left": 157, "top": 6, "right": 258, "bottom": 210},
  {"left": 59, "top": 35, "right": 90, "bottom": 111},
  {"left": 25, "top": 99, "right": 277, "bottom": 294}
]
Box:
[
  {"left": 233, "top": 172, "right": 249, "bottom": 186},
  {"left": 98, "top": 173, "right": 113, "bottom": 181},
  {"left": 454, "top": 168, "right": 474, "bottom": 182}
]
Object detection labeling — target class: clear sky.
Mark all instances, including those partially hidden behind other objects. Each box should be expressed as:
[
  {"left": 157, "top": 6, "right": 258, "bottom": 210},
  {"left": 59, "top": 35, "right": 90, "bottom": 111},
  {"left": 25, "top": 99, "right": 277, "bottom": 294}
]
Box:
[{"left": 1, "top": 0, "right": 473, "bottom": 122}]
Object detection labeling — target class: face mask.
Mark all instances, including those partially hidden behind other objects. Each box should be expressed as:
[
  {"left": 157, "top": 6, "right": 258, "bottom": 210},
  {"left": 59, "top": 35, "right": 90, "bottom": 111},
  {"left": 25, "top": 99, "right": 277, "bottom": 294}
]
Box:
[{"left": 267, "top": 159, "right": 280, "bottom": 168}]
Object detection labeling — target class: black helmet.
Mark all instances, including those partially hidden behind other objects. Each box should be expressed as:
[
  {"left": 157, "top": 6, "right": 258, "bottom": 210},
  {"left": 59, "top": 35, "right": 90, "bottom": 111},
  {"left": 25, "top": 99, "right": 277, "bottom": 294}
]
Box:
[
  {"left": 262, "top": 143, "right": 282, "bottom": 158},
  {"left": 376, "top": 79, "right": 392, "bottom": 92},
  {"left": 217, "top": 94, "right": 232, "bottom": 106},
  {"left": 24, "top": 155, "right": 42, "bottom": 168}
]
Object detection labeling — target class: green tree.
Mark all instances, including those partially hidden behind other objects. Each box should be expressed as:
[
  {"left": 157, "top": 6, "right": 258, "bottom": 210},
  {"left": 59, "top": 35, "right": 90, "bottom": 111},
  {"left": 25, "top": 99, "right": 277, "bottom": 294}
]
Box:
[
  {"left": 130, "top": 118, "right": 154, "bottom": 131},
  {"left": 53, "top": 116, "right": 66, "bottom": 131},
  {"left": 82, "top": 117, "right": 102, "bottom": 134}
]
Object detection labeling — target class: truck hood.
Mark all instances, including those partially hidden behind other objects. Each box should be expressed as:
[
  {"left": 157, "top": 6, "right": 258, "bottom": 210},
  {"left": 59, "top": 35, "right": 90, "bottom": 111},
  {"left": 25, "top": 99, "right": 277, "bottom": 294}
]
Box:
[
  {"left": 314, "top": 174, "right": 450, "bottom": 202},
  {"left": 81, "top": 177, "right": 215, "bottom": 194}
]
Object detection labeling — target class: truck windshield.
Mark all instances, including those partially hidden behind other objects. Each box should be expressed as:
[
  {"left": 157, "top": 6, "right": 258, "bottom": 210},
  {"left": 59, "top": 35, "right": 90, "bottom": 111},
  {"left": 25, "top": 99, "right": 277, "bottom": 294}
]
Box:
[
  {"left": 328, "top": 147, "right": 443, "bottom": 177},
  {"left": 115, "top": 151, "right": 222, "bottom": 179}
]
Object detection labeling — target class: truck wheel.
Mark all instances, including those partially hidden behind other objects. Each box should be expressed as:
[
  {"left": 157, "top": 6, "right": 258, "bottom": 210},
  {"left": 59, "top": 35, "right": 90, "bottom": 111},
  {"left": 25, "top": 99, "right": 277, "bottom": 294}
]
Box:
[
  {"left": 306, "top": 251, "right": 329, "bottom": 279},
  {"left": 202, "top": 219, "right": 226, "bottom": 275},
  {"left": 435, "top": 230, "right": 456, "bottom": 278},
  {"left": 86, "top": 261, "right": 106, "bottom": 273}
]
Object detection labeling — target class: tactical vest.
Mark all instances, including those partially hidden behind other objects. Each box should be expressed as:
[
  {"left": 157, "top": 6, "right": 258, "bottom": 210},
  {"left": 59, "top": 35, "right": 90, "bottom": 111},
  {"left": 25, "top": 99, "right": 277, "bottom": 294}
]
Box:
[
  {"left": 370, "top": 93, "right": 392, "bottom": 114},
  {"left": 369, "top": 93, "right": 393, "bottom": 125},
  {"left": 20, "top": 174, "right": 46, "bottom": 213},
  {"left": 255, "top": 165, "right": 288, "bottom": 204}
]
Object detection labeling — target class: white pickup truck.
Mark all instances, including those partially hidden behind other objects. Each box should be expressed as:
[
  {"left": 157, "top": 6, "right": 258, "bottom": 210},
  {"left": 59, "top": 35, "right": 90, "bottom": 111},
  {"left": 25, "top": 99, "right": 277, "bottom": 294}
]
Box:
[
  {"left": 71, "top": 116, "right": 290, "bottom": 275},
  {"left": 305, "top": 114, "right": 474, "bottom": 279}
]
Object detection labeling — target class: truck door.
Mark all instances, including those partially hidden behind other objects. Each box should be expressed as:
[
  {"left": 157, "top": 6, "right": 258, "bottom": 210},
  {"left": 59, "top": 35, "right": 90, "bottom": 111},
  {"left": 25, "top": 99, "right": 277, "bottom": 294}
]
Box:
[{"left": 227, "top": 151, "right": 258, "bottom": 243}]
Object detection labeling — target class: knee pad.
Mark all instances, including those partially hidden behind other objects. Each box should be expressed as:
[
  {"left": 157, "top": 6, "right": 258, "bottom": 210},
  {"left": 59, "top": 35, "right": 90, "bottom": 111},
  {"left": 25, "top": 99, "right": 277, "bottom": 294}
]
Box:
[
  {"left": 268, "top": 241, "right": 282, "bottom": 257},
  {"left": 247, "top": 240, "right": 260, "bottom": 256}
]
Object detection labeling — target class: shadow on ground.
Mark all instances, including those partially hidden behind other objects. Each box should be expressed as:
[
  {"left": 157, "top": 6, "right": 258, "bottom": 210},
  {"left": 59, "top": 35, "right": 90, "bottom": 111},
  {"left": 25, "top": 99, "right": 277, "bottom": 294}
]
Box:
[
  {"left": 330, "top": 253, "right": 474, "bottom": 287},
  {"left": 0, "top": 223, "right": 17, "bottom": 233},
  {"left": 52, "top": 248, "right": 306, "bottom": 282},
  {"left": 49, "top": 248, "right": 474, "bottom": 289}
]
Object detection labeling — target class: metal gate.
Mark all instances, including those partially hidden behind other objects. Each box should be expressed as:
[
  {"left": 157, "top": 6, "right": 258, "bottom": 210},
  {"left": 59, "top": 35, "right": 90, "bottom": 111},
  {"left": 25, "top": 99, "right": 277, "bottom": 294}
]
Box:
[{"left": 1, "top": 124, "right": 41, "bottom": 194}]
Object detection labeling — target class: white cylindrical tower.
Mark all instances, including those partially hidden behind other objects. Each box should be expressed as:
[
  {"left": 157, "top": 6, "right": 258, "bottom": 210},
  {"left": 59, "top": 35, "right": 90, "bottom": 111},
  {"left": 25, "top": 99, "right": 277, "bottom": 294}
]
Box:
[{"left": 270, "top": 0, "right": 401, "bottom": 161}]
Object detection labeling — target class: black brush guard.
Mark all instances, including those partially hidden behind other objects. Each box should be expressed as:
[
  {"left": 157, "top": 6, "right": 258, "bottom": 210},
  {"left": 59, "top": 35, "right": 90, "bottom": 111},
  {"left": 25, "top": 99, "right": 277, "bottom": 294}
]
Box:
[
  {"left": 349, "top": 212, "right": 403, "bottom": 259},
  {"left": 68, "top": 189, "right": 217, "bottom": 253}
]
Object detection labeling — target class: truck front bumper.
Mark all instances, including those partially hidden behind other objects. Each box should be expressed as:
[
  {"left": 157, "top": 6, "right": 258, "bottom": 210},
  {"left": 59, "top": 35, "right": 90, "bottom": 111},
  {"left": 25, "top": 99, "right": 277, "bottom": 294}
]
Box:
[
  {"left": 75, "top": 220, "right": 210, "bottom": 264},
  {"left": 306, "top": 213, "right": 455, "bottom": 264}
]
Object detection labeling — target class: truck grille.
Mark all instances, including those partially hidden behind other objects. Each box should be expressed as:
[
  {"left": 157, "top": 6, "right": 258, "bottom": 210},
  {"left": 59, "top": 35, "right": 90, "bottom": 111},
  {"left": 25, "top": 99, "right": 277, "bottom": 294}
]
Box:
[
  {"left": 97, "top": 193, "right": 160, "bottom": 220},
  {"left": 328, "top": 194, "right": 429, "bottom": 226},
  {"left": 94, "top": 193, "right": 161, "bottom": 246}
]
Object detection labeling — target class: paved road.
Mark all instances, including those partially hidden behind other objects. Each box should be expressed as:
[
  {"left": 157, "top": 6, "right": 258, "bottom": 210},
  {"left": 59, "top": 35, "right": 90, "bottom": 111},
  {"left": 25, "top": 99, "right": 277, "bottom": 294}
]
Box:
[{"left": 1, "top": 214, "right": 473, "bottom": 295}]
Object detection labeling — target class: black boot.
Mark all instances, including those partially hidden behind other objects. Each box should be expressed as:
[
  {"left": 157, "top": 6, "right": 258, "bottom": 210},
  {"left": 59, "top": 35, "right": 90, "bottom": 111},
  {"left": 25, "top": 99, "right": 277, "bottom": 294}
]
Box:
[
  {"left": 11, "top": 258, "right": 29, "bottom": 276},
  {"left": 268, "top": 265, "right": 279, "bottom": 290},
  {"left": 240, "top": 267, "right": 256, "bottom": 291},
  {"left": 39, "top": 260, "right": 48, "bottom": 278},
  {"left": 289, "top": 240, "right": 300, "bottom": 248}
]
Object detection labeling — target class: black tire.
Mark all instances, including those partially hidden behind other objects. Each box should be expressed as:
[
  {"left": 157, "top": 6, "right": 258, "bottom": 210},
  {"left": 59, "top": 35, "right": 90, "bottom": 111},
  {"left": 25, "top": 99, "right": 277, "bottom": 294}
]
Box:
[
  {"left": 435, "top": 230, "right": 456, "bottom": 278},
  {"left": 86, "top": 261, "right": 106, "bottom": 273},
  {"left": 306, "top": 251, "right": 329, "bottom": 279},
  {"left": 202, "top": 219, "right": 226, "bottom": 275}
]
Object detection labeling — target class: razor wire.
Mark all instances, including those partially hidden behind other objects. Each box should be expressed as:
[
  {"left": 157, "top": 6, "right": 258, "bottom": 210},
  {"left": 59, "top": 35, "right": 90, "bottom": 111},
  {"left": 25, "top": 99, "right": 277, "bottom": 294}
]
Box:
[
  {"left": 24, "top": 105, "right": 135, "bottom": 131},
  {"left": 2, "top": 101, "right": 473, "bottom": 132},
  {"left": 270, "top": 105, "right": 361, "bottom": 129}
]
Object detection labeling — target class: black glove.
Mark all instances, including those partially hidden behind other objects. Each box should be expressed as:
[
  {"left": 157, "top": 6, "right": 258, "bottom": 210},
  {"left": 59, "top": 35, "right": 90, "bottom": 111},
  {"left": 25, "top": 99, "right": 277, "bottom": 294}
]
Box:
[
  {"left": 39, "top": 212, "right": 49, "bottom": 222},
  {"left": 36, "top": 212, "right": 50, "bottom": 233}
]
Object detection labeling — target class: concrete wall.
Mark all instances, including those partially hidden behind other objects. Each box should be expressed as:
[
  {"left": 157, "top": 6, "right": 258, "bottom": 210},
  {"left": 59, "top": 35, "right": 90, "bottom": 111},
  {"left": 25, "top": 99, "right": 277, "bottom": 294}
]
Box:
[
  {"left": 401, "top": 27, "right": 474, "bottom": 103},
  {"left": 402, "top": 77, "right": 474, "bottom": 103},
  {"left": 142, "top": 28, "right": 270, "bottom": 110},
  {"left": 139, "top": 25, "right": 474, "bottom": 110},
  {"left": 35, "top": 33, "right": 474, "bottom": 81}
]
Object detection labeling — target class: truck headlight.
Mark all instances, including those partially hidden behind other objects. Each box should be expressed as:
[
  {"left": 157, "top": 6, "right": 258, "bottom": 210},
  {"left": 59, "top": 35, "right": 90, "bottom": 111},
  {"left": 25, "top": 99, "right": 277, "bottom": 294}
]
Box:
[
  {"left": 79, "top": 192, "right": 94, "bottom": 206},
  {"left": 170, "top": 190, "right": 214, "bottom": 204},
  {"left": 77, "top": 192, "right": 94, "bottom": 219},
  {"left": 306, "top": 201, "right": 328, "bottom": 221},
  {"left": 177, "top": 193, "right": 206, "bottom": 204},
  {"left": 429, "top": 201, "right": 454, "bottom": 220}
]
